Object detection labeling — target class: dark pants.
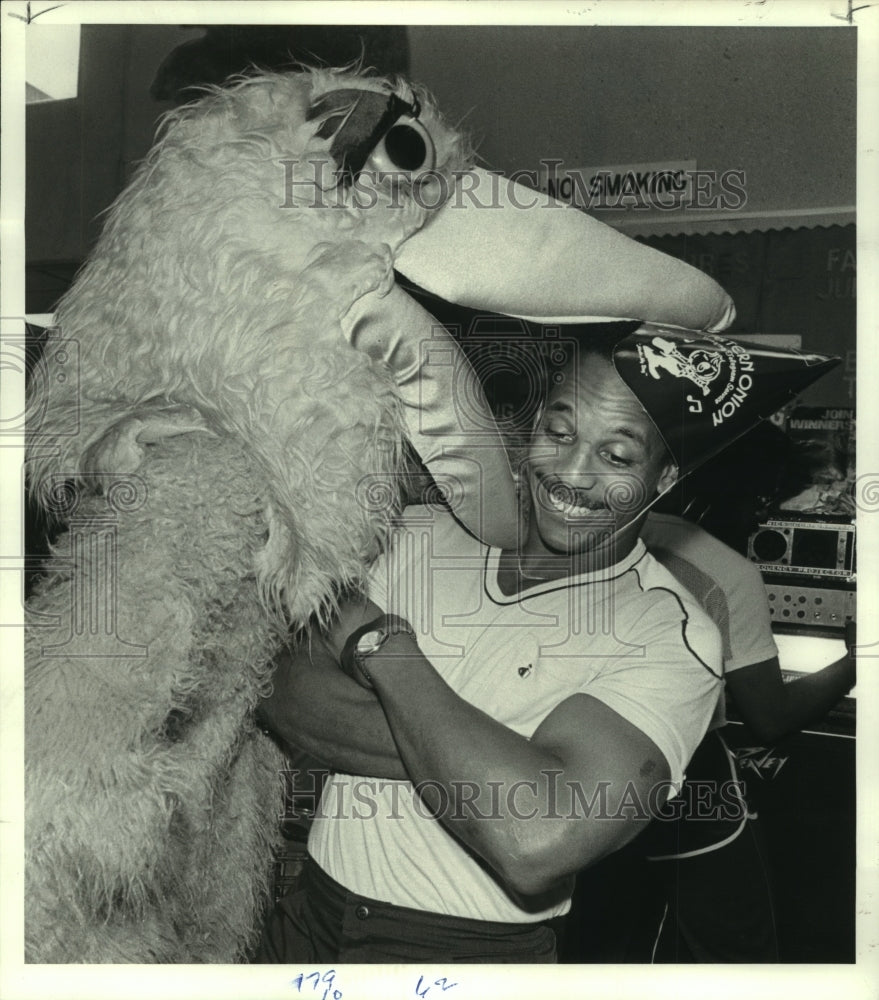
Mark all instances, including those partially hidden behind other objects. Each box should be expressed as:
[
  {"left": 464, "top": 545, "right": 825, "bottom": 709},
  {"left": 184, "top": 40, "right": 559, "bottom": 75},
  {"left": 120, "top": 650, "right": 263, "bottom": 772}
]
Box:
[
  {"left": 562, "top": 731, "right": 779, "bottom": 963},
  {"left": 647, "top": 731, "right": 779, "bottom": 963},
  {"left": 256, "top": 857, "right": 558, "bottom": 964},
  {"left": 649, "top": 812, "right": 779, "bottom": 963}
]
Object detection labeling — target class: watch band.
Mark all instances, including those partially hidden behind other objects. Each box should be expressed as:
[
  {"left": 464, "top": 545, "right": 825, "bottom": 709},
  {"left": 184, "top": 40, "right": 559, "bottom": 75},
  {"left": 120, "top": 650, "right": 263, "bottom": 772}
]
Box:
[{"left": 340, "top": 614, "right": 417, "bottom": 684}]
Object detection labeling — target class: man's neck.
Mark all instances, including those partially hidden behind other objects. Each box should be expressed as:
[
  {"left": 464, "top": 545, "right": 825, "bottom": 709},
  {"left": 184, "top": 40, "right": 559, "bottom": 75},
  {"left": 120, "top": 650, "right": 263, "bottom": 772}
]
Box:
[{"left": 513, "top": 517, "right": 644, "bottom": 585}]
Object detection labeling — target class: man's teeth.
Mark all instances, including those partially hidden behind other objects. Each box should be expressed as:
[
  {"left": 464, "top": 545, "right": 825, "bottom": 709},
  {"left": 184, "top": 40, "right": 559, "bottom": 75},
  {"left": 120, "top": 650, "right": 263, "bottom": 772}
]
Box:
[{"left": 547, "top": 491, "right": 608, "bottom": 517}]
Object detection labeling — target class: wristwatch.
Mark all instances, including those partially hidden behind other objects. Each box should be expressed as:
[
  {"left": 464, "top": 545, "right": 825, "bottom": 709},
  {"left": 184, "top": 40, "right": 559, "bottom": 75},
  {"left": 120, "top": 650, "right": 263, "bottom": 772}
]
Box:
[{"left": 340, "top": 614, "right": 417, "bottom": 685}]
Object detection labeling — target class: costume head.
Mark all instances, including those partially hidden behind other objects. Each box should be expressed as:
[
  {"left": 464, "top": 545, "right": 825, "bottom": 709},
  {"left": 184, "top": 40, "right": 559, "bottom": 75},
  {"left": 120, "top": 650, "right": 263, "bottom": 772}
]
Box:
[{"left": 29, "top": 68, "right": 742, "bottom": 619}]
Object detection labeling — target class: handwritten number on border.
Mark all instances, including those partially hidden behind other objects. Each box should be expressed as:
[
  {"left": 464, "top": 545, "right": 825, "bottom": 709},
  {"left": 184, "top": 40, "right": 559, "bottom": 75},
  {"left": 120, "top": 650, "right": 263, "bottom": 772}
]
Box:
[
  {"left": 291, "top": 969, "right": 342, "bottom": 1000},
  {"left": 415, "top": 975, "right": 458, "bottom": 997}
]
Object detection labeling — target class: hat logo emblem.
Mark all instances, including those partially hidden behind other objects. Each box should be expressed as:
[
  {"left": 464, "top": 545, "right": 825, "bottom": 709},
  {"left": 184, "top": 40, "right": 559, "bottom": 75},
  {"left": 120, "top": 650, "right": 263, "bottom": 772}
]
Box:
[
  {"left": 637, "top": 335, "right": 755, "bottom": 427},
  {"left": 639, "top": 336, "right": 722, "bottom": 395}
]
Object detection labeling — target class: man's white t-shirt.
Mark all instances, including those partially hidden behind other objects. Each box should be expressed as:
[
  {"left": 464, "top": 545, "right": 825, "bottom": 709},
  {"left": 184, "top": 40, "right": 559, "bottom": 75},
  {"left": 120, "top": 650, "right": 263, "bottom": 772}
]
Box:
[
  {"left": 309, "top": 508, "right": 722, "bottom": 923},
  {"left": 641, "top": 512, "right": 779, "bottom": 728}
]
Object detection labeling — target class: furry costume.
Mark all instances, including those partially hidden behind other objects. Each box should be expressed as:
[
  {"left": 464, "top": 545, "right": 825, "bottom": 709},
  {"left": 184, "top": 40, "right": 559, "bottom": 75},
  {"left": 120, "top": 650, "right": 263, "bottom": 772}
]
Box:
[{"left": 25, "top": 67, "right": 735, "bottom": 963}]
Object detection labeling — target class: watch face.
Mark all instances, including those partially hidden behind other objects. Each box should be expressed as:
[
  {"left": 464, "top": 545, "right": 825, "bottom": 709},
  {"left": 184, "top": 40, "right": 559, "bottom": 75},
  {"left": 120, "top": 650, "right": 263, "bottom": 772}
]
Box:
[{"left": 355, "top": 629, "right": 386, "bottom": 656}]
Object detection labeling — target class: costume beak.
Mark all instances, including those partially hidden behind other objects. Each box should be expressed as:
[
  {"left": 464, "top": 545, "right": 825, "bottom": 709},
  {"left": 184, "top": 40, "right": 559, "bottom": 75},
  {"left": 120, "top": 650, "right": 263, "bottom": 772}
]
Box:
[
  {"left": 343, "top": 170, "right": 738, "bottom": 549},
  {"left": 395, "top": 168, "right": 735, "bottom": 332}
]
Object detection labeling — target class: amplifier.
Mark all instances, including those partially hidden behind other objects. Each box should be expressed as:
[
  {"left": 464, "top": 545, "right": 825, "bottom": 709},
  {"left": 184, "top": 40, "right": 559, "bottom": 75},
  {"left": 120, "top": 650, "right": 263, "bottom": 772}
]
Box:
[
  {"left": 762, "top": 581, "right": 855, "bottom": 630},
  {"left": 747, "top": 518, "right": 855, "bottom": 581}
]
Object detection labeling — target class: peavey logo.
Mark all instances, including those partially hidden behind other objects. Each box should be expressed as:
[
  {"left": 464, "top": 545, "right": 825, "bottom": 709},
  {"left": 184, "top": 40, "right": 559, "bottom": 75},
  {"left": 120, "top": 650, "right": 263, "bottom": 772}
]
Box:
[
  {"left": 733, "top": 746, "right": 789, "bottom": 780},
  {"left": 636, "top": 335, "right": 755, "bottom": 426}
]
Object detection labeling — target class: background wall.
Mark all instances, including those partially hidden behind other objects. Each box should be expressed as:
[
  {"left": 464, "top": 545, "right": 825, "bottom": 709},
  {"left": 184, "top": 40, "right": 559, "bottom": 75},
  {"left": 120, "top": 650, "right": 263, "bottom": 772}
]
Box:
[
  {"left": 26, "top": 25, "right": 198, "bottom": 267},
  {"left": 407, "top": 25, "right": 856, "bottom": 221},
  {"left": 27, "top": 24, "right": 857, "bottom": 260},
  {"left": 26, "top": 23, "right": 857, "bottom": 409}
]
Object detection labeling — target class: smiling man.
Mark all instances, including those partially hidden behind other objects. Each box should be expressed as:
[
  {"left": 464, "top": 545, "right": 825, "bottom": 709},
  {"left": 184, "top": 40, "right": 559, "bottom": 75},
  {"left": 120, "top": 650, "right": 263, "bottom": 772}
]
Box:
[
  {"left": 513, "top": 345, "right": 679, "bottom": 580},
  {"left": 256, "top": 333, "right": 728, "bottom": 964}
]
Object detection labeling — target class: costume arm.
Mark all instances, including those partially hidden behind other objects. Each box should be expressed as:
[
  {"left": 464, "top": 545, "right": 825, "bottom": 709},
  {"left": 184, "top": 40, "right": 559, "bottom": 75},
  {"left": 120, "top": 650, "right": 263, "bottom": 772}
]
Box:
[
  {"left": 724, "top": 647, "right": 855, "bottom": 745},
  {"left": 360, "top": 634, "right": 671, "bottom": 897},
  {"left": 342, "top": 284, "right": 520, "bottom": 549}
]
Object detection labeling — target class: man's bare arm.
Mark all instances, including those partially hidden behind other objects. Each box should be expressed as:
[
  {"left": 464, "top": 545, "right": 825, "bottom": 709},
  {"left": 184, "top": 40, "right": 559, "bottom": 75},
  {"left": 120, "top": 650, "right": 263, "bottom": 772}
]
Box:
[
  {"left": 724, "top": 650, "right": 855, "bottom": 745},
  {"left": 257, "top": 596, "right": 408, "bottom": 780},
  {"left": 364, "top": 638, "right": 670, "bottom": 898}
]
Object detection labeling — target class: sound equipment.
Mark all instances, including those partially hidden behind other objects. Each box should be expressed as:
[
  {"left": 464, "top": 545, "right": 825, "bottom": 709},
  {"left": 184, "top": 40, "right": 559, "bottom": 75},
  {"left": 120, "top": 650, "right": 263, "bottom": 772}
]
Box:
[
  {"left": 747, "top": 517, "right": 855, "bottom": 580},
  {"left": 748, "top": 516, "right": 856, "bottom": 635},
  {"left": 739, "top": 515, "right": 856, "bottom": 962},
  {"left": 762, "top": 581, "right": 855, "bottom": 630},
  {"left": 723, "top": 713, "right": 856, "bottom": 963}
]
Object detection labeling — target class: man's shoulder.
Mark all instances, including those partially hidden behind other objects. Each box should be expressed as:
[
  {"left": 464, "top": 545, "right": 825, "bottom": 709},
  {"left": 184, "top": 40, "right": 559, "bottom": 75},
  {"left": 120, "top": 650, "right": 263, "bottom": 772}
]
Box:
[
  {"left": 626, "top": 547, "right": 720, "bottom": 637},
  {"left": 643, "top": 512, "right": 763, "bottom": 585}
]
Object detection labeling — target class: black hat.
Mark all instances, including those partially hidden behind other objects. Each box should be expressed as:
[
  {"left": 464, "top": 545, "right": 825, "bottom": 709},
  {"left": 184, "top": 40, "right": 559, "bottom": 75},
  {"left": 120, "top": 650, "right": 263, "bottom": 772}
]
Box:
[{"left": 612, "top": 324, "right": 840, "bottom": 477}]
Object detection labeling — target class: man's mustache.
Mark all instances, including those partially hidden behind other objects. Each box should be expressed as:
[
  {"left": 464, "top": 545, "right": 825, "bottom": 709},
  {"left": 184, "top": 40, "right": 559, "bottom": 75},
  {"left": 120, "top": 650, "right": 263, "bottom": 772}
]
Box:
[
  {"left": 539, "top": 476, "right": 612, "bottom": 512},
  {"left": 534, "top": 472, "right": 652, "bottom": 516}
]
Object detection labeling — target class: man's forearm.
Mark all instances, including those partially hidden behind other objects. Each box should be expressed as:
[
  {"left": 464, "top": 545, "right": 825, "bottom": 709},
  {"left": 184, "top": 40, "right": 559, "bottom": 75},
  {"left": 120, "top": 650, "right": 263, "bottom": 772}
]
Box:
[
  {"left": 367, "top": 650, "right": 567, "bottom": 894},
  {"left": 774, "top": 653, "right": 856, "bottom": 740},
  {"left": 259, "top": 640, "right": 407, "bottom": 780},
  {"left": 726, "top": 652, "right": 856, "bottom": 745},
  {"left": 365, "top": 644, "right": 654, "bottom": 897}
]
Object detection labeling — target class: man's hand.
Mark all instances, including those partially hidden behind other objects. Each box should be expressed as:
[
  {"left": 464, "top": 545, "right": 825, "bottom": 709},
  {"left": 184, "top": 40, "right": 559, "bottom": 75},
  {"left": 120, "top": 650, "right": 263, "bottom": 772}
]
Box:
[
  {"left": 256, "top": 635, "right": 339, "bottom": 736},
  {"left": 725, "top": 645, "right": 856, "bottom": 746}
]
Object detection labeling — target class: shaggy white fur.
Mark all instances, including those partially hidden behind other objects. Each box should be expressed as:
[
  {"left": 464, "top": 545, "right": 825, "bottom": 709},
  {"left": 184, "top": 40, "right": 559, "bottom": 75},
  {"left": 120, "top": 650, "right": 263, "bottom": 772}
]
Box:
[
  {"left": 31, "top": 68, "right": 470, "bottom": 624},
  {"left": 25, "top": 68, "right": 472, "bottom": 963},
  {"left": 27, "top": 436, "right": 284, "bottom": 961}
]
